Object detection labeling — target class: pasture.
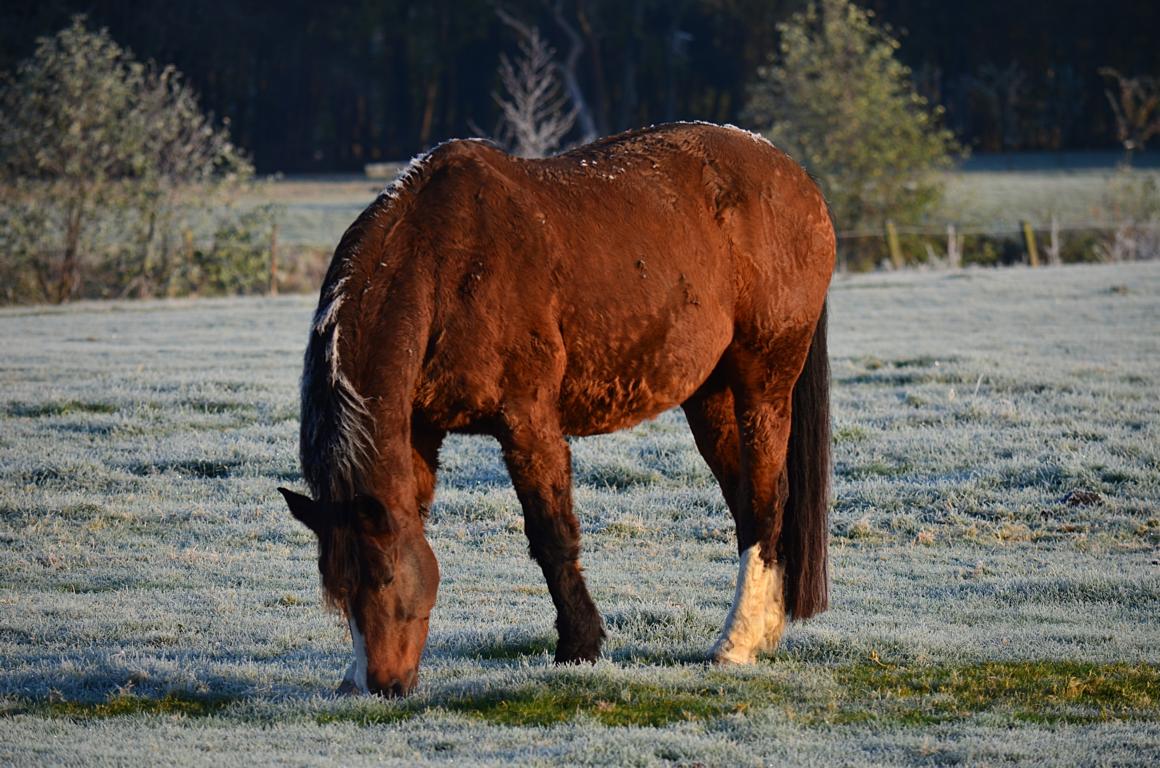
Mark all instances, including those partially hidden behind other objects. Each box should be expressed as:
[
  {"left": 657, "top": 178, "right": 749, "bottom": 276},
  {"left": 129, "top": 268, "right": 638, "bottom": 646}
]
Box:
[{"left": 1, "top": 262, "right": 1157, "bottom": 765}]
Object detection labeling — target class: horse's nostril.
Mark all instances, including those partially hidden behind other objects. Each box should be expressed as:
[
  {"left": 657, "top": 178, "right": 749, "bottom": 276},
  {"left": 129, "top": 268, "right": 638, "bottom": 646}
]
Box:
[{"left": 389, "top": 681, "right": 405, "bottom": 697}]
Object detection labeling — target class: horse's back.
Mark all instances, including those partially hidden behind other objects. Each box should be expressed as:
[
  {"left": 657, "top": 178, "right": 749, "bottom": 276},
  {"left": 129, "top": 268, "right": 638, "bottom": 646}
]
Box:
[{"left": 406, "top": 124, "right": 833, "bottom": 435}]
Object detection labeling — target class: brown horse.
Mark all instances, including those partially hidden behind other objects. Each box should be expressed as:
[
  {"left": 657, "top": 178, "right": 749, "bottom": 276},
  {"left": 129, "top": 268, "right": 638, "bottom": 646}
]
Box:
[{"left": 278, "top": 122, "right": 834, "bottom": 696}]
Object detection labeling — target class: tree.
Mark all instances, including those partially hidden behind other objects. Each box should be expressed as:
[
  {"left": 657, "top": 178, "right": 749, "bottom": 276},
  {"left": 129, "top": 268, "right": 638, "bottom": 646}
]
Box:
[
  {"left": 492, "top": 24, "right": 578, "bottom": 158},
  {"left": 0, "top": 17, "right": 252, "bottom": 302},
  {"left": 1100, "top": 68, "right": 1160, "bottom": 166},
  {"left": 744, "top": 0, "right": 957, "bottom": 249}
]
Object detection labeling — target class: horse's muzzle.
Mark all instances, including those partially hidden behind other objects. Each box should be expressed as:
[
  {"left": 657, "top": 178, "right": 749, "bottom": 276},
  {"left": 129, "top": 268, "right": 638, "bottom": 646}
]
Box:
[{"left": 367, "top": 669, "right": 417, "bottom": 698}]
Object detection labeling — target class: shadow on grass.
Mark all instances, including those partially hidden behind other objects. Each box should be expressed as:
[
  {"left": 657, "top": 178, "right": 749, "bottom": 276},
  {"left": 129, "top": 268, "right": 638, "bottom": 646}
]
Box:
[
  {"left": 6, "top": 660, "right": 1156, "bottom": 730},
  {"left": 6, "top": 400, "right": 118, "bottom": 418},
  {"left": 429, "top": 633, "right": 556, "bottom": 662},
  {"left": 124, "top": 458, "right": 241, "bottom": 479},
  {"left": 1, "top": 692, "right": 242, "bottom": 720}
]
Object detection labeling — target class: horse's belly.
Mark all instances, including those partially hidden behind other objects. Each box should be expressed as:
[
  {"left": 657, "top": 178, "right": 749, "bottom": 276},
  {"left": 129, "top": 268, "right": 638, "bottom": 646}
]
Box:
[{"left": 556, "top": 308, "right": 732, "bottom": 436}]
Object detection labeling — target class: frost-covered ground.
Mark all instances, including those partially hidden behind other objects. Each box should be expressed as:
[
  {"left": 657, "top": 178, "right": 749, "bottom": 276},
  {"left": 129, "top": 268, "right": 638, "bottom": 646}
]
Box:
[{"left": 1, "top": 262, "right": 1157, "bottom": 766}]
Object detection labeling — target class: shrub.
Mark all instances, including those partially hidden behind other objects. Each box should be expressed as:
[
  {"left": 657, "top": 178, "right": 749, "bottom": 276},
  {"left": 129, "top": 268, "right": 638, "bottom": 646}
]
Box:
[
  {"left": 0, "top": 17, "right": 262, "bottom": 303},
  {"left": 744, "top": 0, "right": 959, "bottom": 268}
]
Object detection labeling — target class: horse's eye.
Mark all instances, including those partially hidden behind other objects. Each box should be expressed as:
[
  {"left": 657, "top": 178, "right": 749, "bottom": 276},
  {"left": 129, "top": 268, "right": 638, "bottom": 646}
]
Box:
[{"left": 365, "top": 547, "right": 394, "bottom": 588}]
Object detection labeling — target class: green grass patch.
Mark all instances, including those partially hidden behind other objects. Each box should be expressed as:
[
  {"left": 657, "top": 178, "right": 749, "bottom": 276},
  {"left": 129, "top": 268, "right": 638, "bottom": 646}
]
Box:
[
  {"left": 125, "top": 458, "right": 240, "bottom": 479},
  {"left": 10, "top": 662, "right": 1157, "bottom": 730},
  {"left": 833, "top": 424, "right": 870, "bottom": 444},
  {"left": 838, "top": 660, "right": 1160, "bottom": 726},
  {"left": 442, "top": 680, "right": 743, "bottom": 726},
  {"left": 319, "top": 671, "right": 789, "bottom": 728},
  {"left": 180, "top": 399, "right": 251, "bottom": 415},
  {"left": 4, "top": 692, "right": 239, "bottom": 720}
]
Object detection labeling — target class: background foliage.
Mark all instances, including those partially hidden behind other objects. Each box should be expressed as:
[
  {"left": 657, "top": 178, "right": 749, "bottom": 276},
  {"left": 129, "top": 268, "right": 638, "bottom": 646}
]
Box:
[
  {"left": 0, "top": 18, "right": 274, "bottom": 304},
  {"left": 2, "top": 0, "right": 1155, "bottom": 173},
  {"left": 745, "top": 0, "right": 958, "bottom": 240}
]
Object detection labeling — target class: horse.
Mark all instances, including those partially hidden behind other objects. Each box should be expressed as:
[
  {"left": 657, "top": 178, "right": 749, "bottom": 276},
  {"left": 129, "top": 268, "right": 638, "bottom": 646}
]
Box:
[{"left": 277, "top": 122, "right": 834, "bottom": 697}]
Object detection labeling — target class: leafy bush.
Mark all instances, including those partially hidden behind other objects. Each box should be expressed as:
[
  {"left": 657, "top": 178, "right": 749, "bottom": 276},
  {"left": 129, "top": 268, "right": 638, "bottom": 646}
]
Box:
[
  {"left": 744, "top": 0, "right": 959, "bottom": 268},
  {"left": 0, "top": 17, "right": 270, "bottom": 303},
  {"left": 1099, "top": 169, "right": 1160, "bottom": 261},
  {"left": 188, "top": 206, "right": 280, "bottom": 297}
]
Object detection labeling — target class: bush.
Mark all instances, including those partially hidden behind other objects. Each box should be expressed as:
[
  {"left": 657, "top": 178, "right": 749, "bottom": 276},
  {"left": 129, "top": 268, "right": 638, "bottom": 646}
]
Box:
[
  {"left": 0, "top": 17, "right": 267, "bottom": 303},
  {"left": 744, "top": 0, "right": 959, "bottom": 267},
  {"left": 1098, "top": 169, "right": 1160, "bottom": 261}
]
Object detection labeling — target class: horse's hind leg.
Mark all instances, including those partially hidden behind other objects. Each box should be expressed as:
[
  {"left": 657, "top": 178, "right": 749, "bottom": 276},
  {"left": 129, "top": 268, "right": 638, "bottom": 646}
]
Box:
[
  {"left": 499, "top": 406, "right": 604, "bottom": 663},
  {"left": 682, "top": 375, "right": 742, "bottom": 521},
  {"left": 686, "top": 359, "right": 795, "bottom": 664}
]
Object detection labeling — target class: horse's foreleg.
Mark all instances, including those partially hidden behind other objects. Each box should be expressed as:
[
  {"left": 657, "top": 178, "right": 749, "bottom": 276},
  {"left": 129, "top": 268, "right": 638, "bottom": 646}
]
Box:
[
  {"left": 711, "top": 384, "right": 794, "bottom": 665},
  {"left": 411, "top": 420, "right": 445, "bottom": 519},
  {"left": 499, "top": 411, "right": 604, "bottom": 663}
]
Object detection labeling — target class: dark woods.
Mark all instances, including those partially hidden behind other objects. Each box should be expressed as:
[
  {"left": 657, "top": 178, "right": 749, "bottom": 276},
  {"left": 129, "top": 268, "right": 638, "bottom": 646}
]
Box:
[{"left": 3, "top": 0, "right": 1157, "bottom": 172}]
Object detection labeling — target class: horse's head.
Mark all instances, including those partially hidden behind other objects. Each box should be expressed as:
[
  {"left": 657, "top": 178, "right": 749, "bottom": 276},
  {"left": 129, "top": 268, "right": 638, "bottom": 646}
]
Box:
[{"left": 277, "top": 487, "right": 438, "bottom": 697}]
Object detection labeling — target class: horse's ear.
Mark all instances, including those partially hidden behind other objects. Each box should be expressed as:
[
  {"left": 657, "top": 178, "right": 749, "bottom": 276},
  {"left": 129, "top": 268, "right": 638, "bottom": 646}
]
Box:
[
  {"left": 279, "top": 487, "right": 326, "bottom": 536},
  {"left": 356, "top": 495, "right": 395, "bottom": 535}
]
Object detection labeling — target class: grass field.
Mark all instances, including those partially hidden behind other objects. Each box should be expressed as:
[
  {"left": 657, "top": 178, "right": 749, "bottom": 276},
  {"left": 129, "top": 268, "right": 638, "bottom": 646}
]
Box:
[{"left": 1, "top": 262, "right": 1158, "bottom": 765}]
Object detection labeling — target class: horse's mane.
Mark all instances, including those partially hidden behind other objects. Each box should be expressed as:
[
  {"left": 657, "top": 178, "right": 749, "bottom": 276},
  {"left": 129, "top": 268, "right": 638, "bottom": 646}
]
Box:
[
  {"left": 300, "top": 140, "right": 505, "bottom": 503},
  {"left": 299, "top": 225, "right": 377, "bottom": 502},
  {"left": 298, "top": 152, "right": 433, "bottom": 501}
]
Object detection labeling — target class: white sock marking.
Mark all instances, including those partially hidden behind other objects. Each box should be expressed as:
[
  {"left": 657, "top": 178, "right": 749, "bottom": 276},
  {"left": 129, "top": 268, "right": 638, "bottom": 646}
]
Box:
[{"left": 711, "top": 545, "right": 786, "bottom": 664}]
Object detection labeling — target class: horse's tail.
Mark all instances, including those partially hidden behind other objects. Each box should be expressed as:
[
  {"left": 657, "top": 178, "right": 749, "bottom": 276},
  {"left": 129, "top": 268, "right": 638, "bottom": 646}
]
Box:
[{"left": 782, "top": 300, "right": 831, "bottom": 620}]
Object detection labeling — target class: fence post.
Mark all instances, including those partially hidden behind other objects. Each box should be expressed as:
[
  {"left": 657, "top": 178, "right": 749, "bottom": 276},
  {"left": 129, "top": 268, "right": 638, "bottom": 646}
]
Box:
[
  {"left": 1021, "top": 220, "right": 1040, "bottom": 267},
  {"left": 885, "top": 220, "right": 903, "bottom": 269},
  {"left": 1047, "top": 215, "right": 1061, "bottom": 266},
  {"left": 269, "top": 221, "right": 279, "bottom": 296},
  {"left": 947, "top": 223, "right": 960, "bottom": 269}
]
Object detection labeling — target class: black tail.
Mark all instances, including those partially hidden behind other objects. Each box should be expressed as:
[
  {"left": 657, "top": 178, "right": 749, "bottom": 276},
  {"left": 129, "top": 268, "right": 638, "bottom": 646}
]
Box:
[{"left": 782, "top": 301, "right": 831, "bottom": 620}]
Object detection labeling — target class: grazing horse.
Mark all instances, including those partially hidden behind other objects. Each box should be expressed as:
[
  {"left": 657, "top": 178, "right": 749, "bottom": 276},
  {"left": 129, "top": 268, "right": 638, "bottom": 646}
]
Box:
[{"left": 278, "top": 122, "right": 834, "bottom": 696}]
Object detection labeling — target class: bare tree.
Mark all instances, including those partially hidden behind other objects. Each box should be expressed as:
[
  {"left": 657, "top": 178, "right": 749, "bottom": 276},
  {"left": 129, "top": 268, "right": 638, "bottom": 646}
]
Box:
[
  {"left": 495, "top": 4, "right": 596, "bottom": 146},
  {"left": 963, "top": 63, "right": 1027, "bottom": 151},
  {"left": 491, "top": 24, "right": 577, "bottom": 158},
  {"left": 1100, "top": 68, "right": 1160, "bottom": 165}
]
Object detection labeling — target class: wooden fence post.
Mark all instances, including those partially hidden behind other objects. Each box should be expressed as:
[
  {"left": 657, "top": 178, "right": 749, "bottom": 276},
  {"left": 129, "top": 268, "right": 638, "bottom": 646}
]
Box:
[
  {"left": 947, "top": 223, "right": 961, "bottom": 269},
  {"left": 1021, "top": 220, "right": 1040, "bottom": 267},
  {"left": 885, "top": 220, "right": 903, "bottom": 270},
  {"left": 269, "top": 221, "right": 279, "bottom": 296}
]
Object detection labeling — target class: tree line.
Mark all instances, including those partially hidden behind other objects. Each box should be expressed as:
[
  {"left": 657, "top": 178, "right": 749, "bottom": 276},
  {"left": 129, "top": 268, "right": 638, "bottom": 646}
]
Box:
[{"left": 3, "top": 0, "right": 1156, "bottom": 172}]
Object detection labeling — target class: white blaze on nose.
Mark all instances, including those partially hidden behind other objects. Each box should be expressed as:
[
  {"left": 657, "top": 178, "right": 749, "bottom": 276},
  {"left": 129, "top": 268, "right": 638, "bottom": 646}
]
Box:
[
  {"left": 711, "top": 545, "right": 786, "bottom": 665},
  {"left": 343, "top": 612, "right": 369, "bottom": 694}
]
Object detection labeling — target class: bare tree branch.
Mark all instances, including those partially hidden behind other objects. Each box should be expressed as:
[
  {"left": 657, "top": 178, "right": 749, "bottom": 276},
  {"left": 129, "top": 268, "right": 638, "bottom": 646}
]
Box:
[
  {"left": 491, "top": 24, "right": 577, "bottom": 157},
  {"left": 1100, "top": 67, "right": 1160, "bottom": 163}
]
